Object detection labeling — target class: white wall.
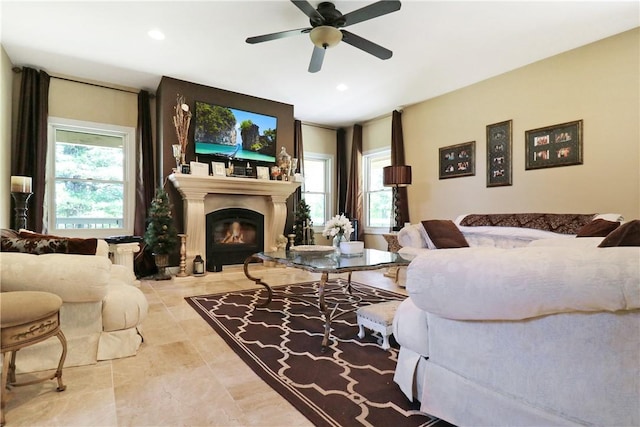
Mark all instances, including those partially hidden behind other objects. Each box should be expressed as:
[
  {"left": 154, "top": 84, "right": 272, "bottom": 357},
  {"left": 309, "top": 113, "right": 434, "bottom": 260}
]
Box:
[{"left": 0, "top": 45, "right": 13, "bottom": 228}]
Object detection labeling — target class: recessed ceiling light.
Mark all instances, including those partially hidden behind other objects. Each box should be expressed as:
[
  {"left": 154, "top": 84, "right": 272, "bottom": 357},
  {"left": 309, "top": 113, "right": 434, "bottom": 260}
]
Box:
[
  {"left": 336, "top": 83, "right": 348, "bottom": 91},
  {"left": 148, "top": 29, "right": 165, "bottom": 41}
]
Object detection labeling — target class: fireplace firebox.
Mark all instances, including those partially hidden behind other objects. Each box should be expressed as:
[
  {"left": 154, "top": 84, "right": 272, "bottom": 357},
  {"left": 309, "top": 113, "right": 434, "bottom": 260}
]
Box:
[{"left": 206, "top": 208, "right": 264, "bottom": 272}]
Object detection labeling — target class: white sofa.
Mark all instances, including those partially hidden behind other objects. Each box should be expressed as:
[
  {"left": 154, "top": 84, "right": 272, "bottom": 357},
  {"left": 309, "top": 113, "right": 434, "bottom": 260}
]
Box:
[
  {"left": 393, "top": 232, "right": 639, "bottom": 426},
  {"left": 0, "top": 239, "right": 148, "bottom": 373}
]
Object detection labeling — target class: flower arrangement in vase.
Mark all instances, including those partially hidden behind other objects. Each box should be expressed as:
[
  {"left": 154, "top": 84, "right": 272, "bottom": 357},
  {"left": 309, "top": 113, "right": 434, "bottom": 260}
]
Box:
[
  {"left": 322, "top": 214, "right": 354, "bottom": 248},
  {"left": 172, "top": 94, "right": 192, "bottom": 166}
]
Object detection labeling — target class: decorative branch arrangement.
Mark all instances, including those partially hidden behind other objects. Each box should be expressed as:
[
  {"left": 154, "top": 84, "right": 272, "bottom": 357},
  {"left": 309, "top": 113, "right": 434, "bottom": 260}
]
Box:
[{"left": 172, "top": 94, "right": 192, "bottom": 164}]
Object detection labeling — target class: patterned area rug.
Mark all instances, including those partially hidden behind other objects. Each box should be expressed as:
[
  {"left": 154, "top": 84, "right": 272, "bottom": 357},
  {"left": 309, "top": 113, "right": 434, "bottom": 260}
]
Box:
[{"left": 186, "top": 281, "right": 451, "bottom": 427}]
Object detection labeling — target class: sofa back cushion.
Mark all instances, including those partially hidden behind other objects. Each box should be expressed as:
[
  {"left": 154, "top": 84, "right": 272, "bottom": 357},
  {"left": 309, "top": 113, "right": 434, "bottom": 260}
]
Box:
[
  {"left": 599, "top": 220, "right": 640, "bottom": 247},
  {"left": 421, "top": 220, "right": 469, "bottom": 249},
  {"left": 0, "top": 253, "right": 111, "bottom": 302},
  {"left": 458, "top": 213, "right": 595, "bottom": 234}
]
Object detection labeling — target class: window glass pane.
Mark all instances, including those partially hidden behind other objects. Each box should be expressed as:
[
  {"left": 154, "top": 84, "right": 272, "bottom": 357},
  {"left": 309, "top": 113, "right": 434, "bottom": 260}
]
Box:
[
  {"left": 55, "top": 139, "right": 124, "bottom": 180},
  {"left": 368, "top": 190, "right": 392, "bottom": 227},
  {"left": 303, "top": 193, "right": 326, "bottom": 226},
  {"left": 54, "top": 180, "right": 123, "bottom": 229},
  {"left": 303, "top": 159, "right": 325, "bottom": 193},
  {"left": 369, "top": 156, "right": 390, "bottom": 191}
]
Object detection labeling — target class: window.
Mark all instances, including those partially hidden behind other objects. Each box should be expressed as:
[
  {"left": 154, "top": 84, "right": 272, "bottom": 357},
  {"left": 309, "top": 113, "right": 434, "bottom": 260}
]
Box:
[
  {"left": 47, "top": 118, "right": 135, "bottom": 237},
  {"left": 302, "top": 153, "right": 332, "bottom": 226},
  {"left": 364, "top": 150, "right": 392, "bottom": 230}
]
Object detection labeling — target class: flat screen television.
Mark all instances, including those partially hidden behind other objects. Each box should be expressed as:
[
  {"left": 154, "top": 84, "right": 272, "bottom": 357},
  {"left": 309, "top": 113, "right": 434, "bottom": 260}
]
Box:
[{"left": 194, "top": 101, "right": 277, "bottom": 163}]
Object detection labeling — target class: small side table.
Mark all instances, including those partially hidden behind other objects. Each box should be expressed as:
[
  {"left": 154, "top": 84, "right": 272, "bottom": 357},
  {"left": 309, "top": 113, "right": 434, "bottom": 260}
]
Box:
[
  {"left": 382, "top": 233, "right": 403, "bottom": 280},
  {"left": 106, "top": 236, "right": 143, "bottom": 286}
]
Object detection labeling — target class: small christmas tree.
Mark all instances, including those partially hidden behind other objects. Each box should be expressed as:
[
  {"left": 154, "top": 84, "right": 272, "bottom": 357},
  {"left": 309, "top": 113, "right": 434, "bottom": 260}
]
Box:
[
  {"left": 293, "top": 199, "right": 315, "bottom": 245},
  {"left": 144, "top": 187, "right": 179, "bottom": 255}
]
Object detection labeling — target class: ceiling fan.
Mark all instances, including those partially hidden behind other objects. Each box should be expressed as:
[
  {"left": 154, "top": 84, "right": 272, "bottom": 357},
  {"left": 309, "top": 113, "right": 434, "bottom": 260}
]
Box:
[{"left": 246, "top": 0, "right": 401, "bottom": 73}]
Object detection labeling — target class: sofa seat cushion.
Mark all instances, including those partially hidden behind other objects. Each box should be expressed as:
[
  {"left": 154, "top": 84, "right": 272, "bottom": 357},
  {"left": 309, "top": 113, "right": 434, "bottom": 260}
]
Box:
[
  {"left": 406, "top": 246, "right": 640, "bottom": 321},
  {"left": 101, "top": 283, "right": 148, "bottom": 332},
  {"left": 0, "top": 253, "right": 111, "bottom": 302}
]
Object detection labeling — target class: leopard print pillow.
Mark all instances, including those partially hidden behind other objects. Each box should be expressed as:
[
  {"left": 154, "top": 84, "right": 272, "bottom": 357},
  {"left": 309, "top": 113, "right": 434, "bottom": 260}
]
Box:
[{"left": 0, "top": 237, "right": 68, "bottom": 254}]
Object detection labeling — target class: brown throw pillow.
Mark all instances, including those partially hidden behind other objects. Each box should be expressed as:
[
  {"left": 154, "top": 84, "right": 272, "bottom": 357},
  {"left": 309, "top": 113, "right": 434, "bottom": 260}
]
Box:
[
  {"left": 598, "top": 220, "right": 640, "bottom": 247},
  {"left": 576, "top": 219, "right": 620, "bottom": 238},
  {"left": 66, "top": 238, "right": 98, "bottom": 255},
  {"left": 18, "top": 230, "right": 98, "bottom": 255},
  {"left": 421, "top": 220, "right": 470, "bottom": 249}
]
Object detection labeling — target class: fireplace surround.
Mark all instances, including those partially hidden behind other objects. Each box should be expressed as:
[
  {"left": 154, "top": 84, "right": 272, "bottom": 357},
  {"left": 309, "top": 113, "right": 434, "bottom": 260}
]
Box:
[{"left": 168, "top": 173, "right": 300, "bottom": 273}]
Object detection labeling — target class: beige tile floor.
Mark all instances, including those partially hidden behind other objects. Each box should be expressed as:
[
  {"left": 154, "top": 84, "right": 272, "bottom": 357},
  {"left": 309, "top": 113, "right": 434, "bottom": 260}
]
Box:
[{"left": 4, "top": 265, "right": 405, "bottom": 427}]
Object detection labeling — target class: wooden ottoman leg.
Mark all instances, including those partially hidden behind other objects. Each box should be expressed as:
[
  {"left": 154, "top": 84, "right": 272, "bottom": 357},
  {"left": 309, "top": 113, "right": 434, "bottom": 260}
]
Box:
[
  {"left": 1, "top": 352, "right": 10, "bottom": 427},
  {"left": 54, "top": 331, "right": 67, "bottom": 392}
]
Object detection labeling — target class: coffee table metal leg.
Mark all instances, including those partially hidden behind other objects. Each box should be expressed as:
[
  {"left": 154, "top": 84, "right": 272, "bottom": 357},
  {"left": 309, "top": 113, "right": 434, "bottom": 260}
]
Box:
[
  {"left": 243, "top": 255, "right": 273, "bottom": 307},
  {"left": 318, "top": 272, "right": 332, "bottom": 352}
]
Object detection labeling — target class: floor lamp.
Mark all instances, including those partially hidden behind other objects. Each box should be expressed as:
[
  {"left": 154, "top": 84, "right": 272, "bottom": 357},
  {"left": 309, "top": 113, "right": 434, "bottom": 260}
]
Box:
[{"left": 383, "top": 165, "right": 412, "bottom": 232}]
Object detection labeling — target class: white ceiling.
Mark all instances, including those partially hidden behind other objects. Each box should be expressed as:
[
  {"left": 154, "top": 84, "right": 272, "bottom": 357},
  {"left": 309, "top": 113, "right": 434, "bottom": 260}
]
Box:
[{"left": 1, "top": 1, "right": 638, "bottom": 127}]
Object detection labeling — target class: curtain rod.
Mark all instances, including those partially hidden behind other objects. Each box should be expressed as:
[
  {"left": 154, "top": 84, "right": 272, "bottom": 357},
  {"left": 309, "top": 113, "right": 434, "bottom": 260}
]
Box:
[{"left": 12, "top": 66, "right": 155, "bottom": 98}]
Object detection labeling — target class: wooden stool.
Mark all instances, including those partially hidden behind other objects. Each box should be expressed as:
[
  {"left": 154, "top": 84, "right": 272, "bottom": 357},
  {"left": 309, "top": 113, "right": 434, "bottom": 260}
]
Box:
[
  {"left": 0, "top": 291, "right": 67, "bottom": 426},
  {"left": 357, "top": 300, "right": 402, "bottom": 350}
]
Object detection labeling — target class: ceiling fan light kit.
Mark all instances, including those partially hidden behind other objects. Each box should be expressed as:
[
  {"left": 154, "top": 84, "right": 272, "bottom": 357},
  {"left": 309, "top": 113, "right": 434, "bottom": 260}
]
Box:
[
  {"left": 246, "top": 0, "right": 401, "bottom": 73},
  {"left": 310, "top": 26, "right": 343, "bottom": 49}
]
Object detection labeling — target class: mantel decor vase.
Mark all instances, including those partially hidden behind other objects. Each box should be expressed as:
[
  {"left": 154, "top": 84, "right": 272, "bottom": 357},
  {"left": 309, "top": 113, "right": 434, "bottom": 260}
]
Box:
[{"left": 276, "top": 147, "right": 292, "bottom": 180}]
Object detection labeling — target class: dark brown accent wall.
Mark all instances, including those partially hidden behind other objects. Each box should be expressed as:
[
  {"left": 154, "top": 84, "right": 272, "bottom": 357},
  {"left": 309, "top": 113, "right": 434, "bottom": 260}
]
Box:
[{"left": 156, "top": 76, "right": 295, "bottom": 235}]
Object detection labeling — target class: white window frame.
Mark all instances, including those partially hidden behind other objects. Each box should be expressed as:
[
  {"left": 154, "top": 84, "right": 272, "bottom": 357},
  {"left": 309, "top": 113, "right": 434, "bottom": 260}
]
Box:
[
  {"left": 46, "top": 117, "right": 136, "bottom": 238},
  {"left": 302, "top": 152, "right": 333, "bottom": 228},
  {"left": 363, "top": 148, "right": 392, "bottom": 234}
]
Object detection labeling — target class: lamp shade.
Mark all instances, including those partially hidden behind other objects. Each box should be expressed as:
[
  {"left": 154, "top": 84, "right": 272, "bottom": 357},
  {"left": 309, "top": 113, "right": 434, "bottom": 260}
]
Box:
[
  {"left": 383, "top": 165, "right": 412, "bottom": 187},
  {"left": 309, "top": 26, "right": 343, "bottom": 49}
]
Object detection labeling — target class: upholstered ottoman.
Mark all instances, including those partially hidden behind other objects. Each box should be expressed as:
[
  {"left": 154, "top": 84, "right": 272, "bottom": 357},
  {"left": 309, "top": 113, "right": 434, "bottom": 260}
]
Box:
[
  {"left": 1, "top": 291, "right": 67, "bottom": 426},
  {"left": 357, "top": 300, "right": 402, "bottom": 350}
]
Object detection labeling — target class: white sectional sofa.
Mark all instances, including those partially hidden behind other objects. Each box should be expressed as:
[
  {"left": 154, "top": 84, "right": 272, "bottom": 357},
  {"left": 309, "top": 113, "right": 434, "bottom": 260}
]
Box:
[
  {"left": 392, "top": 216, "right": 639, "bottom": 426},
  {"left": 0, "top": 238, "right": 148, "bottom": 373}
]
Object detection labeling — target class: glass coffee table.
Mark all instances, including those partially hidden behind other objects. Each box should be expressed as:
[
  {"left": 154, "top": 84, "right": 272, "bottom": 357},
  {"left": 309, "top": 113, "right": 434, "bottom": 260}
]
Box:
[{"left": 243, "top": 248, "right": 411, "bottom": 351}]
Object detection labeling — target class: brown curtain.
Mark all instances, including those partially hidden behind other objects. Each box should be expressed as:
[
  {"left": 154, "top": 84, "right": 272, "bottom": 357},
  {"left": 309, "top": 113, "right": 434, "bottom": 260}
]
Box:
[
  {"left": 336, "top": 128, "right": 347, "bottom": 214},
  {"left": 346, "top": 124, "right": 364, "bottom": 241},
  {"left": 134, "top": 90, "right": 155, "bottom": 236},
  {"left": 287, "top": 119, "right": 305, "bottom": 232},
  {"left": 12, "top": 67, "right": 50, "bottom": 232},
  {"left": 134, "top": 90, "right": 158, "bottom": 277},
  {"left": 391, "top": 110, "right": 410, "bottom": 226}
]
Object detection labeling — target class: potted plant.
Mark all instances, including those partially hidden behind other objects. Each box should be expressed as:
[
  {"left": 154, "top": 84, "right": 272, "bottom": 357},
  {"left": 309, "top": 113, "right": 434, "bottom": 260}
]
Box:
[{"left": 144, "top": 187, "right": 178, "bottom": 280}]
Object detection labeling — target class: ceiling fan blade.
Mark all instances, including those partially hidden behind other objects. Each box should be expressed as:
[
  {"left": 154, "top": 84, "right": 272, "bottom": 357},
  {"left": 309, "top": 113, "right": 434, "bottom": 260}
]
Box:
[
  {"left": 342, "top": 0, "right": 401, "bottom": 27},
  {"left": 291, "top": 0, "right": 325, "bottom": 24},
  {"left": 308, "top": 46, "right": 325, "bottom": 73},
  {"left": 246, "top": 27, "right": 311, "bottom": 44},
  {"left": 341, "top": 30, "right": 392, "bottom": 60}
]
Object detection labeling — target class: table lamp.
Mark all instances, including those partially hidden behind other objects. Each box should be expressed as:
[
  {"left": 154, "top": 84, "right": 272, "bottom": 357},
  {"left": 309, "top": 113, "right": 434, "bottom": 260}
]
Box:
[{"left": 383, "top": 165, "right": 412, "bottom": 231}]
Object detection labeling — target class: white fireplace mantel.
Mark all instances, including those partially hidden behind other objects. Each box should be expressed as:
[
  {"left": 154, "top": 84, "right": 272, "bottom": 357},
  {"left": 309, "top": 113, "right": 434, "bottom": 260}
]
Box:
[{"left": 168, "top": 173, "right": 300, "bottom": 272}]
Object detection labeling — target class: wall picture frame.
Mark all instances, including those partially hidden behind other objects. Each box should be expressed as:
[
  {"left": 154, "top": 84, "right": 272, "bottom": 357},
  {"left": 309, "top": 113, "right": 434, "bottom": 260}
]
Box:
[
  {"left": 486, "top": 120, "right": 513, "bottom": 187},
  {"left": 439, "top": 141, "right": 476, "bottom": 179},
  {"left": 256, "top": 166, "right": 270, "bottom": 180},
  {"left": 525, "top": 120, "right": 583, "bottom": 170},
  {"left": 211, "top": 162, "right": 227, "bottom": 177}
]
